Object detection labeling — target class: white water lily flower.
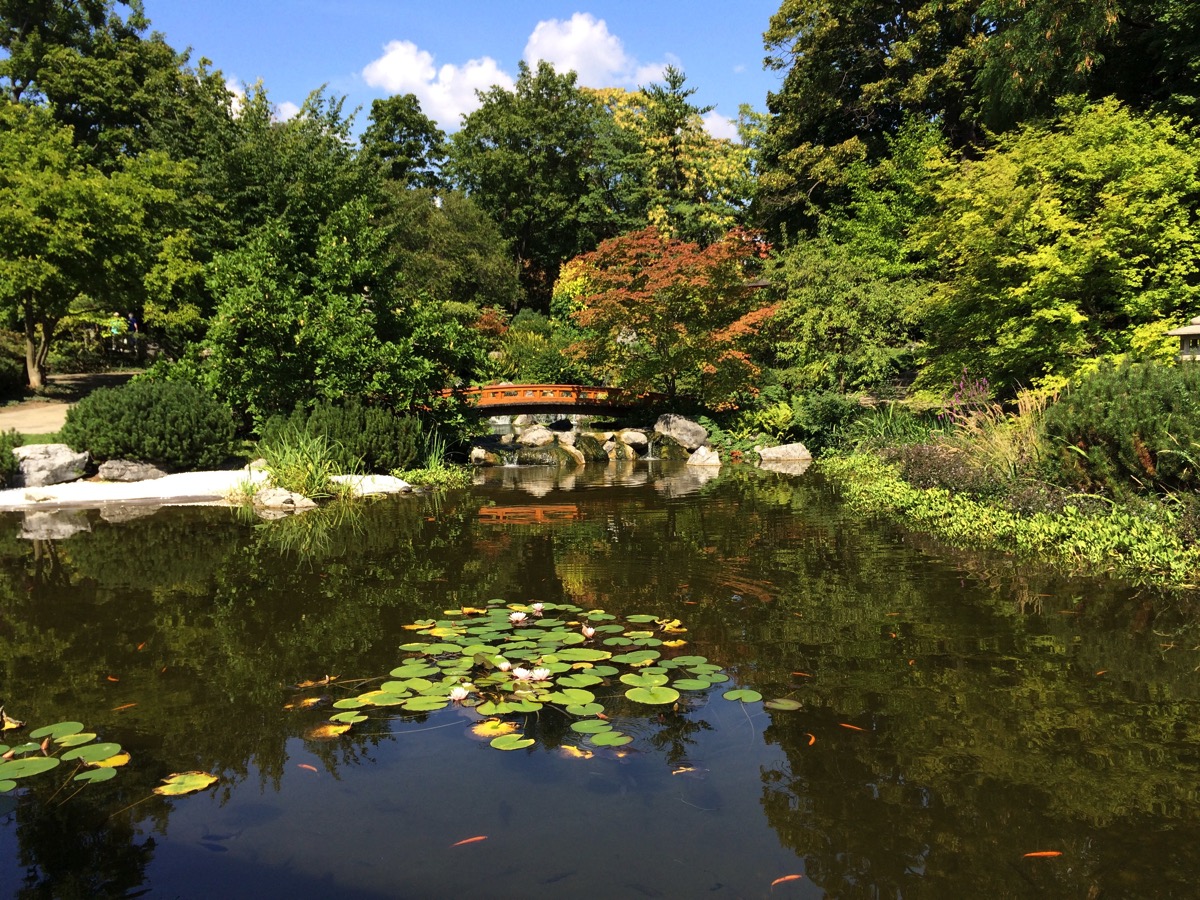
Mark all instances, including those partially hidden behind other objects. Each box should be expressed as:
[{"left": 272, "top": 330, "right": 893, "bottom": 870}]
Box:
[
  {"left": 496, "top": 659, "right": 512, "bottom": 672},
  {"left": 449, "top": 685, "right": 470, "bottom": 702},
  {"left": 530, "top": 667, "right": 551, "bottom": 681},
  {"left": 509, "top": 612, "right": 527, "bottom": 625},
  {"left": 581, "top": 625, "right": 595, "bottom": 639},
  {"left": 531, "top": 603, "right": 544, "bottom": 615},
  {"left": 512, "top": 667, "right": 532, "bottom": 681}
]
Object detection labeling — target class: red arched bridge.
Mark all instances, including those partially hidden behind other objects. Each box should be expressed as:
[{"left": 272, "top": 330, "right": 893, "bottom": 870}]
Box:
[{"left": 435, "top": 384, "right": 664, "bottom": 416}]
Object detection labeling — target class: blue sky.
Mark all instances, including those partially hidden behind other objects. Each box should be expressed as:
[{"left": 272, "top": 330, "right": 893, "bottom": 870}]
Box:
[{"left": 144, "top": 1, "right": 785, "bottom": 138}]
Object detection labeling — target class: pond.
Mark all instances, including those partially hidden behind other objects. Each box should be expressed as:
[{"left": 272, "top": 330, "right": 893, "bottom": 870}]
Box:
[{"left": 1, "top": 461, "right": 1199, "bottom": 898}]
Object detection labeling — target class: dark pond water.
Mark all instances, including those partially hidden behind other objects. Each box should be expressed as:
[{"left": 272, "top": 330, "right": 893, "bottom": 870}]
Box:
[{"left": 2, "top": 461, "right": 1200, "bottom": 898}]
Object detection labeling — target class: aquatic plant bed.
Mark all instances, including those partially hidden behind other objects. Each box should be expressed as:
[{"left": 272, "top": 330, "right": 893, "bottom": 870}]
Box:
[
  {"left": 821, "top": 453, "right": 1200, "bottom": 587},
  {"left": 309, "top": 597, "right": 775, "bottom": 752}
]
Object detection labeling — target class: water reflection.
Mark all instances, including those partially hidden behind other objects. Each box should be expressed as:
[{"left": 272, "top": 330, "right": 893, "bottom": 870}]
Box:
[{"left": 1, "top": 464, "right": 1199, "bottom": 897}]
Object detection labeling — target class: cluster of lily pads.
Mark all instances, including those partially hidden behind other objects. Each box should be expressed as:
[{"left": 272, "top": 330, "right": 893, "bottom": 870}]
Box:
[
  {"left": 0, "top": 719, "right": 216, "bottom": 799},
  {"left": 319, "top": 598, "right": 753, "bottom": 750}
]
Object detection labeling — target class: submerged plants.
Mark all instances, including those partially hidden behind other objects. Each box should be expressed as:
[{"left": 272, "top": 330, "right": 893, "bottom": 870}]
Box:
[{"left": 308, "top": 598, "right": 738, "bottom": 751}]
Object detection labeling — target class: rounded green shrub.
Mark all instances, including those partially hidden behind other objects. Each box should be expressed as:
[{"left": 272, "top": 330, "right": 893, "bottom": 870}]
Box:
[
  {"left": 1043, "top": 362, "right": 1200, "bottom": 494},
  {"left": 259, "top": 399, "right": 422, "bottom": 474},
  {"left": 61, "top": 380, "right": 236, "bottom": 470}
]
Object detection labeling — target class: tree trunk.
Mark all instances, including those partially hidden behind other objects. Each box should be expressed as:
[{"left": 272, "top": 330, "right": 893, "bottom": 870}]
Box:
[{"left": 23, "top": 303, "right": 43, "bottom": 390}]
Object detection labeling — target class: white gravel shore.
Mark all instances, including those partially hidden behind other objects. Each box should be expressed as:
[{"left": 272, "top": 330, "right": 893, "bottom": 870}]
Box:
[{"left": 0, "top": 469, "right": 411, "bottom": 511}]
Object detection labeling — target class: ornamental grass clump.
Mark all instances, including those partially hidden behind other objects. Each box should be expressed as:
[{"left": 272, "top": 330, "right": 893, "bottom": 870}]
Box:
[
  {"left": 61, "top": 380, "right": 236, "bottom": 470},
  {"left": 257, "top": 425, "right": 356, "bottom": 500}
]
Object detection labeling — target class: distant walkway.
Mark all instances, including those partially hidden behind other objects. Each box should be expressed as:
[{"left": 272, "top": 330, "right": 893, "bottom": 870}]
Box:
[
  {"left": 0, "top": 371, "right": 137, "bottom": 435},
  {"left": 438, "top": 384, "right": 664, "bottom": 416}
]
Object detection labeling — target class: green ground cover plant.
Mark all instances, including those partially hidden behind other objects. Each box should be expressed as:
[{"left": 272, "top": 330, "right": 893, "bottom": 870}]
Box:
[{"left": 822, "top": 453, "right": 1200, "bottom": 587}]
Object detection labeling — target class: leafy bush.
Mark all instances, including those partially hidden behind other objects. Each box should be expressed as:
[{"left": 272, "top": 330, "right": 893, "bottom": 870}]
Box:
[
  {"left": 259, "top": 399, "right": 422, "bottom": 474},
  {"left": 0, "top": 330, "right": 27, "bottom": 400},
  {"left": 60, "top": 380, "right": 236, "bottom": 470},
  {"left": 791, "top": 391, "right": 866, "bottom": 455},
  {"left": 1042, "top": 362, "right": 1200, "bottom": 494},
  {"left": 0, "top": 429, "right": 22, "bottom": 487}
]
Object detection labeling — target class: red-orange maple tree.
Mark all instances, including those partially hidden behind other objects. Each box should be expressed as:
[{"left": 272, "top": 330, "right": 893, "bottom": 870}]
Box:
[{"left": 566, "top": 227, "right": 775, "bottom": 406}]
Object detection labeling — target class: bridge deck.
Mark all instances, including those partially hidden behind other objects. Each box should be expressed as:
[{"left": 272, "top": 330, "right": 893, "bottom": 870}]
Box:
[{"left": 437, "top": 384, "right": 662, "bottom": 416}]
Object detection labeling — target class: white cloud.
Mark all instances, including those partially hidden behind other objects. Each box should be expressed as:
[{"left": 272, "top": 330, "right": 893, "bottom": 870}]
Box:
[
  {"left": 702, "top": 110, "right": 740, "bottom": 142},
  {"left": 362, "top": 39, "right": 514, "bottom": 128},
  {"left": 273, "top": 100, "right": 301, "bottom": 122},
  {"left": 224, "top": 78, "right": 245, "bottom": 114},
  {"left": 523, "top": 14, "right": 678, "bottom": 92},
  {"left": 523, "top": 13, "right": 632, "bottom": 86}
]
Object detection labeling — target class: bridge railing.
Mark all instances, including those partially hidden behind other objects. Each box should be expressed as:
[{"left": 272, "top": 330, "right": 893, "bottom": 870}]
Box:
[{"left": 435, "top": 384, "right": 665, "bottom": 409}]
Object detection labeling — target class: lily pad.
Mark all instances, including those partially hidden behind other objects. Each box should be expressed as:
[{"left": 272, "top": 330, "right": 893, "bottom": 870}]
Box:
[
  {"left": 672, "top": 678, "right": 712, "bottom": 691},
  {"left": 490, "top": 734, "right": 535, "bottom": 751},
  {"left": 589, "top": 731, "right": 633, "bottom": 747},
  {"left": 329, "top": 712, "right": 368, "bottom": 724},
  {"left": 55, "top": 732, "right": 98, "bottom": 748},
  {"left": 570, "top": 719, "right": 613, "bottom": 734},
  {"left": 723, "top": 689, "right": 763, "bottom": 703},
  {"left": 0, "top": 757, "right": 60, "bottom": 780},
  {"left": 565, "top": 703, "right": 605, "bottom": 717},
  {"left": 626, "top": 615, "right": 658, "bottom": 624},
  {"left": 625, "top": 686, "right": 680, "bottom": 705},
  {"left": 29, "top": 721, "right": 84, "bottom": 740},
  {"left": 153, "top": 771, "right": 218, "bottom": 796},
  {"left": 621, "top": 672, "right": 670, "bottom": 688},
  {"left": 60, "top": 743, "right": 122, "bottom": 764},
  {"left": 0, "top": 780, "right": 15, "bottom": 793},
  {"left": 403, "top": 696, "right": 449, "bottom": 712},
  {"left": 471, "top": 720, "right": 518, "bottom": 739},
  {"left": 332, "top": 698, "right": 368, "bottom": 710},
  {"left": 557, "top": 674, "right": 602, "bottom": 688},
  {"left": 611, "top": 650, "right": 661, "bottom": 666},
  {"left": 74, "top": 768, "right": 117, "bottom": 784},
  {"left": 544, "top": 688, "right": 596, "bottom": 706},
  {"left": 87, "top": 751, "right": 131, "bottom": 768}
]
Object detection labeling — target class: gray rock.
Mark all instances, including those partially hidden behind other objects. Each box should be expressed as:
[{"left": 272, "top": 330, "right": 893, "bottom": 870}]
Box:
[
  {"left": 97, "top": 459, "right": 169, "bottom": 482},
  {"left": 560, "top": 443, "right": 586, "bottom": 467},
  {"left": 757, "top": 459, "right": 813, "bottom": 476},
  {"left": 13, "top": 444, "right": 90, "bottom": 487},
  {"left": 252, "top": 487, "right": 317, "bottom": 511},
  {"left": 331, "top": 474, "right": 411, "bottom": 496},
  {"left": 517, "top": 424, "right": 556, "bottom": 447},
  {"left": 557, "top": 430, "right": 577, "bottom": 446},
  {"left": 756, "top": 442, "right": 813, "bottom": 462},
  {"left": 654, "top": 415, "right": 708, "bottom": 451},
  {"left": 686, "top": 446, "right": 723, "bottom": 467},
  {"left": 20, "top": 509, "right": 91, "bottom": 540},
  {"left": 619, "top": 430, "right": 648, "bottom": 450}
]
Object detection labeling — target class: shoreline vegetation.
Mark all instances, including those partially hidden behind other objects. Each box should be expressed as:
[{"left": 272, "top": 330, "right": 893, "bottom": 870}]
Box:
[{"left": 820, "top": 454, "right": 1200, "bottom": 589}]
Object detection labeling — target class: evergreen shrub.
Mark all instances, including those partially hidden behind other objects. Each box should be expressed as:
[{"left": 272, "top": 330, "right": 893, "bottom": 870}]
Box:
[
  {"left": 61, "top": 380, "right": 237, "bottom": 470},
  {"left": 1042, "top": 363, "right": 1200, "bottom": 494},
  {"left": 259, "top": 399, "right": 422, "bottom": 474}
]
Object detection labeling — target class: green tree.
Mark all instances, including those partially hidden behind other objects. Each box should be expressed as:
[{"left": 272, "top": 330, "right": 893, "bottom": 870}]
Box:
[
  {"left": 379, "top": 184, "right": 521, "bottom": 311},
  {"left": 755, "top": 0, "right": 1199, "bottom": 232},
  {"left": 564, "top": 226, "right": 776, "bottom": 406},
  {"left": 0, "top": 101, "right": 187, "bottom": 387},
  {"left": 360, "top": 93, "right": 446, "bottom": 188},
  {"left": 914, "top": 98, "right": 1200, "bottom": 392},
  {"left": 592, "top": 70, "right": 752, "bottom": 245},
  {"left": 446, "top": 61, "right": 642, "bottom": 307}
]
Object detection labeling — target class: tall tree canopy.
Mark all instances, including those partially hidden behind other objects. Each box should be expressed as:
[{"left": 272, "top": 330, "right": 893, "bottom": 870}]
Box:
[
  {"left": 446, "top": 61, "right": 643, "bottom": 308},
  {"left": 592, "top": 68, "right": 752, "bottom": 245},
  {"left": 914, "top": 98, "right": 1200, "bottom": 391},
  {"left": 360, "top": 93, "right": 446, "bottom": 189},
  {"left": 756, "top": 0, "right": 1199, "bottom": 233}
]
